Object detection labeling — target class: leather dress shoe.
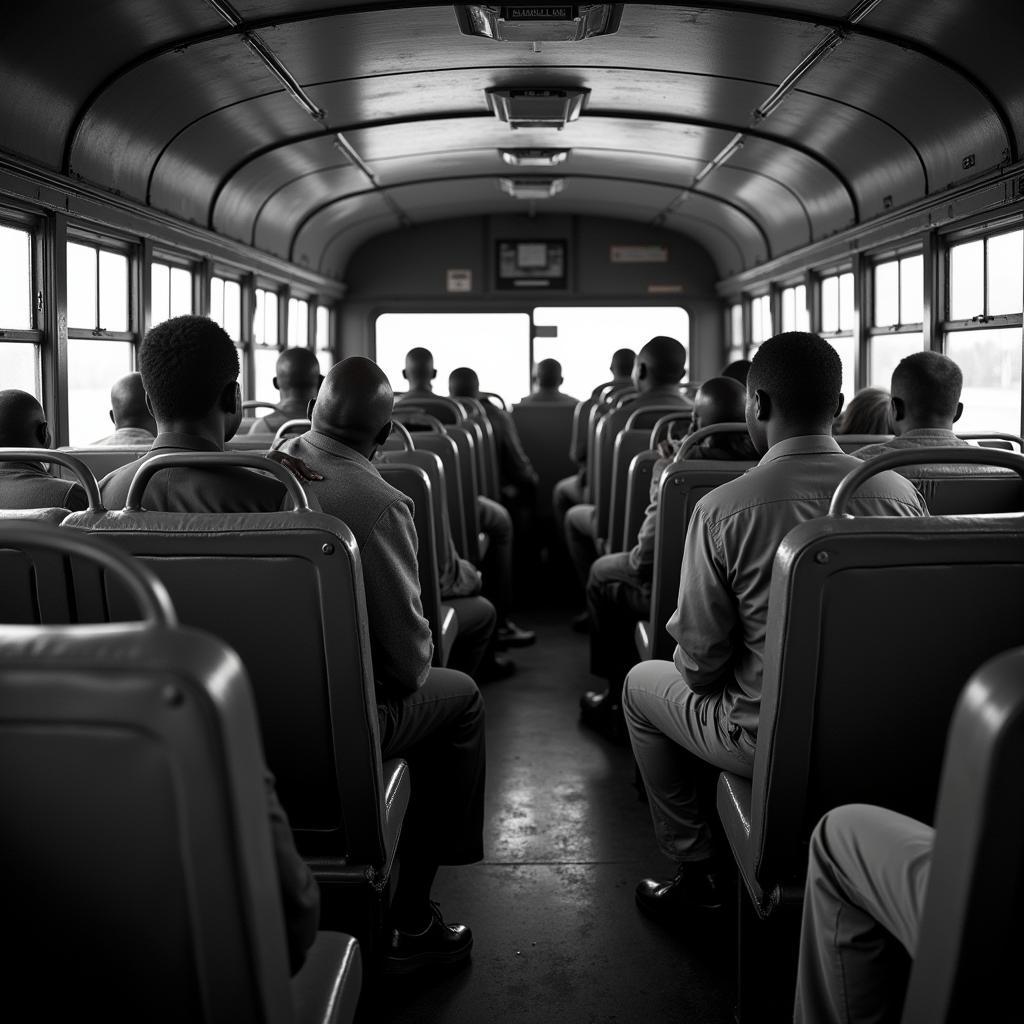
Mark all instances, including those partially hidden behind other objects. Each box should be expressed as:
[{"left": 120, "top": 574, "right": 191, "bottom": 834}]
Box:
[
  {"left": 634, "top": 863, "right": 725, "bottom": 922},
  {"left": 480, "top": 654, "right": 516, "bottom": 682},
  {"left": 579, "top": 689, "right": 625, "bottom": 743},
  {"left": 496, "top": 620, "right": 536, "bottom": 649},
  {"left": 385, "top": 903, "right": 473, "bottom": 974}
]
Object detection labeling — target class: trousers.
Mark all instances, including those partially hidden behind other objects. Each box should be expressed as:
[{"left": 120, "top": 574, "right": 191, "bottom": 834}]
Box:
[
  {"left": 587, "top": 552, "right": 650, "bottom": 696},
  {"left": 623, "top": 660, "right": 754, "bottom": 862},
  {"left": 378, "top": 667, "right": 486, "bottom": 867},
  {"left": 477, "top": 495, "right": 513, "bottom": 622},
  {"left": 794, "top": 804, "right": 932, "bottom": 1024},
  {"left": 564, "top": 502, "right": 599, "bottom": 589},
  {"left": 552, "top": 473, "right": 584, "bottom": 536},
  {"left": 447, "top": 594, "right": 496, "bottom": 678}
]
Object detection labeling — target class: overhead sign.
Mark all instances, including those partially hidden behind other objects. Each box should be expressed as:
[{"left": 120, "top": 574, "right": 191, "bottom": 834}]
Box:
[
  {"left": 611, "top": 245, "right": 669, "bottom": 264},
  {"left": 647, "top": 283, "right": 684, "bottom": 295},
  {"left": 446, "top": 268, "right": 473, "bottom": 293}
]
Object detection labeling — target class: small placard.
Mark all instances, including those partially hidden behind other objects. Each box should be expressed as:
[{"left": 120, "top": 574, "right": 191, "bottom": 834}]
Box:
[
  {"left": 647, "top": 283, "right": 684, "bottom": 295},
  {"left": 446, "top": 269, "right": 473, "bottom": 293},
  {"left": 611, "top": 245, "right": 669, "bottom": 264}
]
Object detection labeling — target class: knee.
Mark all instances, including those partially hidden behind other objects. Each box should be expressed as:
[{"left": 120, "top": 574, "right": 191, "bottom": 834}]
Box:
[{"left": 427, "top": 668, "right": 485, "bottom": 720}]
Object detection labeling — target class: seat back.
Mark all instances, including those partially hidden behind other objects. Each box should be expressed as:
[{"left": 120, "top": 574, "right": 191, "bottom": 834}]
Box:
[
  {"left": 648, "top": 411, "right": 694, "bottom": 448},
  {"left": 623, "top": 450, "right": 660, "bottom": 553},
  {"left": 911, "top": 472, "right": 1024, "bottom": 514},
  {"left": 57, "top": 445, "right": 149, "bottom": 480},
  {"left": 445, "top": 424, "right": 483, "bottom": 561},
  {"left": 455, "top": 397, "right": 500, "bottom": 500},
  {"left": 272, "top": 418, "right": 312, "bottom": 447},
  {"left": 750, "top": 449, "right": 1024, "bottom": 900},
  {"left": 511, "top": 402, "right": 576, "bottom": 521},
  {"left": 0, "top": 524, "right": 295, "bottom": 1023},
  {"left": 606, "top": 428, "right": 652, "bottom": 553},
  {"left": 226, "top": 436, "right": 275, "bottom": 451},
  {"left": 902, "top": 646, "right": 1024, "bottom": 1023},
  {"left": 569, "top": 397, "right": 594, "bottom": 463},
  {"left": 833, "top": 433, "right": 893, "bottom": 453},
  {"left": 396, "top": 393, "right": 466, "bottom": 425},
  {"left": 62, "top": 453, "right": 390, "bottom": 867}
]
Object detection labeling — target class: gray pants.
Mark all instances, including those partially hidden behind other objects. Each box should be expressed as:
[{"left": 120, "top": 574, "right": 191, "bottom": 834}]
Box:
[
  {"left": 623, "top": 660, "right": 754, "bottom": 863},
  {"left": 794, "top": 804, "right": 933, "bottom": 1024}
]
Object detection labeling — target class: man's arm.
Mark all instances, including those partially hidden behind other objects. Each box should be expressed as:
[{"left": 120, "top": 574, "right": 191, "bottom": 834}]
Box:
[
  {"left": 666, "top": 505, "right": 737, "bottom": 694},
  {"left": 361, "top": 500, "right": 434, "bottom": 695},
  {"left": 628, "top": 456, "right": 671, "bottom": 579},
  {"left": 498, "top": 409, "right": 539, "bottom": 487}
]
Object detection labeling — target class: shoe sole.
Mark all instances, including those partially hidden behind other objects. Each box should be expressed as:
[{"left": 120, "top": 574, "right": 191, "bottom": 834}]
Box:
[{"left": 384, "top": 939, "right": 474, "bottom": 975}]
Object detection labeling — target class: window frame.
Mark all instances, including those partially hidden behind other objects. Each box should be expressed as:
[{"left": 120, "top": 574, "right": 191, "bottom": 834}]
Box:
[
  {"left": 0, "top": 210, "right": 44, "bottom": 399},
  {"left": 149, "top": 249, "right": 198, "bottom": 330},
  {"left": 65, "top": 231, "right": 136, "bottom": 343},
  {"left": 864, "top": 246, "right": 925, "bottom": 387}
]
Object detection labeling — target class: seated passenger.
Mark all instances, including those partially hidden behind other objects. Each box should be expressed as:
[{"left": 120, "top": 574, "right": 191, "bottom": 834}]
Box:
[
  {"left": 590, "top": 348, "right": 637, "bottom": 400},
  {"left": 519, "top": 358, "right": 579, "bottom": 406},
  {"left": 277, "top": 357, "right": 484, "bottom": 972},
  {"left": 91, "top": 372, "right": 157, "bottom": 445},
  {"left": 854, "top": 351, "right": 988, "bottom": 474},
  {"left": 721, "top": 359, "right": 751, "bottom": 387},
  {"left": 95, "top": 315, "right": 319, "bottom": 973},
  {"left": 564, "top": 335, "right": 693, "bottom": 597},
  {"left": 0, "top": 389, "right": 88, "bottom": 512},
  {"left": 834, "top": 385, "right": 893, "bottom": 436},
  {"left": 624, "top": 333, "right": 927, "bottom": 921},
  {"left": 794, "top": 804, "right": 933, "bottom": 1024},
  {"left": 247, "top": 346, "right": 323, "bottom": 436},
  {"left": 581, "top": 376, "right": 755, "bottom": 738}
]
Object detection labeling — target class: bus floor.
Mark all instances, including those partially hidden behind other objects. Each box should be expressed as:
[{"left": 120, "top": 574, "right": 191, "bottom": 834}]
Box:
[{"left": 358, "top": 607, "right": 737, "bottom": 1023}]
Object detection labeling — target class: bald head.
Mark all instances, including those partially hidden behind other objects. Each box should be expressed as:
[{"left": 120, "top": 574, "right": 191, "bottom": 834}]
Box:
[
  {"left": 109, "top": 372, "right": 156, "bottom": 432},
  {"left": 693, "top": 376, "right": 747, "bottom": 431},
  {"left": 275, "top": 347, "right": 323, "bottom": 402},
  {"left": 449, "top": 367, "right": 480, "bottom": 399},
  {"left": 0, "top": 389, "right": 48, "bottom": 448},
  {"left": 403, "top": 347, "right": 436, "bottom": 390},
  {"left": 635, "top": 336, "right": 687, "bottom": 391},
  {"left": 311, "top": 356, "right": 393, "bottom": 453}
]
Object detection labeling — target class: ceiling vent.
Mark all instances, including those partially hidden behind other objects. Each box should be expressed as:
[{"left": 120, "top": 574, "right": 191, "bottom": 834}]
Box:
[
  {"left": 500, "top": 147, "right": 570, "bottom": 167},
  {"left": 455, "top": 5, "right": 624, "bottom": 42},
  {"left": 500, "top": 177, "right": 565, "bottom": 199},
  {"left": 487, "top": 87, "right": 589, "bottom": 129}
]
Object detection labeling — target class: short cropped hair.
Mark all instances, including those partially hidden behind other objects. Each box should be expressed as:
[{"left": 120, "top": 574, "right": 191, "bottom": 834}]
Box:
[
  {"left": 891, "top": 351, "right": 962, "bottom": 420},
  {"left": 139, "top": 316, "right": 238, "bottom": 420},
  {"left": 748, "top": 332, "right": 842, "bottom": 421}
]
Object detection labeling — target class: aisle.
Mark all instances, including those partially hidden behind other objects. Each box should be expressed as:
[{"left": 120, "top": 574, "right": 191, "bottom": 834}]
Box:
[{"left": 361, "top": 610, "right": 736, "bottom": 1023}]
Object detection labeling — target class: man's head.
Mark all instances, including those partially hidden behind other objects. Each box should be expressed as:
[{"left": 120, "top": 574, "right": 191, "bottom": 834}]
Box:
[
  {"left": 534, "top": 358, "right": 563, "bottom": 391},
  {"left": 745, "top": 332, "right": 843, "bottom": 455},
  {"left": 449, "top": 367, "right": 480, "bottom": 400},
  {"left": 889, "top": 351, "right": 963, "bottom": 432},
  {"left": 403, "top": 347, "right": 436, "bottom": 390},
  {"left": 632, "top": 336, "right": 687, "bottom": 392},
  {"left": 274, "top": 347, "right": 323, "bottom": 403},
  {"left": 610, "top": 348, "right": 636, "bottom": 382},
  {"left": 692, "top": 376, "right": 747, "bottom": 432},
  {"left": 0, "top": 390, "right": 49, "bottom": 448},
  {"left": 138, "top": 315, "right": 240, "bottom": 432},
  {"left": 311, "top": 356, "right": 394, "bottom": 456},
  {"left": 108, "top": 372, "right": 156, "bottom": 433},
  {"left": 722, "top": 359, "right": 752, "bottom": 387}
]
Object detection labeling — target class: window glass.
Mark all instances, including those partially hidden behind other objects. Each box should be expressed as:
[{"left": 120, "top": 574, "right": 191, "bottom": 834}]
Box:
[
  {"left": 944, "top": 327, "right": 1022, "bottom": 433},
  {"left": 315, "top": 304, "right": 334, "bottom": 375},
  {"left": 98, "top": 250, "right": 128, "bottom": 331},
  {"left": 986, "top": 229, "right": 1023, "bottom": 316},
  {"left": 532, "top": 307, "right": 689, "bottom": 399},
  {"left": 288, "top": 297, "right": 309, "bottom": 347},
  {"left": 948, "top": 239, "right": 984, "bottom": 320},
  {"left": 254, "top": 288, "right": 278, "bottom": 347},
  {"left": 779, "top": 284, "right": 808, "bottom": 333},
  {"left": 749, "top": 295, "right": 771, "bottom": 345},
  {"left": 253, "top": 347, "right": 279, "bottom": 402},
  {"left": 0, "top": 342, "right": 39, "bottom": 396},
  {"left": 0, "top": 224, "right": 33, "bottom": 329},
  {"left": 151, "top": 262, "right": 169, "bottom": 325},
  {"left": 210, "top": 276, "right": 242, "bottom": 339},
  {"left": 899, "top": 254, "right": 924, "bottom": 324},
  {"left": 869, "top": 332, "right": 923, "bottom": 389},
  {"left": 829, "top": 335, "right": 856, "bottom": 413},
  {"left": 170, "top": 266, "right": 192, "bottom": 318},
  {"left": 873, "top": 260, "right": 899, "bottom": 327},
  {"left": 67, "top": 337, "right": 133, "bottom": 445},
  {"left": 821, "top": 275, "right": 839, "bottom": 333},
  {"left": 67, "top": 242, "right": 97, "bottom": 329},
  {"left": 729, "top": 303, "right": 743, "bottom": 344},
  {"left": 376, "top": 313, "right": 531, "bottom": 402},
  {"left": 839, "top": 272, "right": 854, "bottom": 331}
]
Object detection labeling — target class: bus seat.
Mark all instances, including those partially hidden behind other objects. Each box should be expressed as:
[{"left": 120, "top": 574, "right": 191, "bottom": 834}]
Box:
[
  {"left": 445, "top": 424, "right": 484, "bottom": 562},
  {"left": 716, "top": 450, "right": 1024, "bottom": 1020},
  {"left": 226, "top": 436, "right": 275, "bottom": 451},
  {"left": 395, "top": 393, "right": 465, "bottom": 426},
  {"left": 569, "top": 398, "right": 594, "bottom": 464},
  {"left": 378, "top": 461, "right": 458, "bottom": 668},
  {"left": 61, "top": 454, "right": 410, "bottom": 956},
  {"left": 0, "top": 522, "right": 362, "bottom": 1024},
  {"left": 458, "top": 397, "right": 501, "bottom": 501},
  {"left": 635, "top": 460, "right": 753, "bottom": 662},
  {"left": 510, "top": 402, "right": 576, "bottom": 522},
  {"left": 622, "top": 450, "right": 659, "bottom": 553},
  {"left": 604, "top": 429, "right": 652, "bottom": 554},
  {"left": 57, "top": 444, "right": 149, "bottom": 480},
  {"left": 911, "top": 471, "right": 1024, "bottom": 514},
  {"left": 901, "top": 645, "right": 1024, "bottom": 1023}
]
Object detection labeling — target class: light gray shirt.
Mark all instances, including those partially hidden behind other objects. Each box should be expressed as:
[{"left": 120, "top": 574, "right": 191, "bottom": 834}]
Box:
[
  {"left": 91, "top": 426, "right": 154, "bottom": 447},
  {"left": 668, "top": 434, "right": 928, "bottom": 742},
  {"left": 853, "top": 427, "right": 1003, "bottom": 477}
]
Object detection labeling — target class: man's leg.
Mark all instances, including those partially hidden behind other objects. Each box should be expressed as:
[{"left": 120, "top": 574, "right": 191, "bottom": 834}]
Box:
[
  {"left": 553, "top": 473, "right": 583, "bottom": 535},
  {"left": 378, "top": 667, "right": 486, "bottom": 970},
  {"left": 446, "top": 595, "right": 497, "bottom": 679},
  {"left": 794, "top": 805, "right": 932, "bottom": 1024},
  {"left": 477, "top": 495, "right": 534, "bottom": 647},
  {"left": 564, "top": 503, "right": 599, "bottom": 591}
]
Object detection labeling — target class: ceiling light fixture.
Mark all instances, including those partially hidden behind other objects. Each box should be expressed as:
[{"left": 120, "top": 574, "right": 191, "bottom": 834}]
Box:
[
  {"left": 500, "top": 177, "right": 565, "bottom": 199},
  {"left": 455, "top": 5, "right": 623, "bottom": 42},
  {"left": 487, "top": 87, "right": 589, "bottom": 129},
  {"left": 500, "top": 148, "right": 571, "bottom": 167}
]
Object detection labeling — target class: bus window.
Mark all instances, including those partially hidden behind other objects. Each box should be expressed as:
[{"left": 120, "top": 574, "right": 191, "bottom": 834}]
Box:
[
  {"left": 869, "top": 254, "right": 923, "bottom": 387},
  {"left": 67, "top": 337, "right": 133, "bottom": 445},
  {"left": 375, "top": 312, "right": 530, "bottom": 403},
  {"left": 253, "top": 288, "right": 280, "bottom": 400},
  {"left": 0, "top": 223, "right": 39, "bottom": 397},
  {"left": 532, "top": 306, "right": 689, "bottom": 399},
  {"left": 151, "top": 261, "right": 192, "bottom": 326}
]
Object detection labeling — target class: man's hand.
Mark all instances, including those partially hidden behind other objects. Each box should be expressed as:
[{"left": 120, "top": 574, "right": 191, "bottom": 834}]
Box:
[{"left": 265, "top": 450, "right": 323, "bottom": 482}]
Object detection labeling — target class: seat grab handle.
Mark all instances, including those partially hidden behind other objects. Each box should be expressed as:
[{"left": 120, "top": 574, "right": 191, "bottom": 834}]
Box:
[{"left": 675, "top": 422, "right": 749, "bottom": 460}]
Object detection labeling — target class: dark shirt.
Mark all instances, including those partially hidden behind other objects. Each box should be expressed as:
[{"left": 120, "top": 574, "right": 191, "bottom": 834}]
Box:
[
  {"left": 100, "top": 433, "right": 289, "bottom": 512},
  {"left": 518, "top": 389, "right": 579, "bottom": 407},
  {"left": 0, "top": 462, "right": 88, "bottom": 512},
  {"left": 97, "top": 430, "right": 317, "bottom": 973},
  {"left": 482, "top": 400, "right": 538, "bottom": 489}
]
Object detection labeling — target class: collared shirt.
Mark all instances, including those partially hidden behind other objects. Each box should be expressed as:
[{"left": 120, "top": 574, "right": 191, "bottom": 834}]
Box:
[
  {"left": 518, "top": 389, "right": 579, "bottom": 407},
  {"left": 853, "top": 427, "right": 1002, "bottom": 477},
  {"left": 247, "top": 399, "right": 309, "bottom": 436},
  {"left": 0, "top": 461, "right": 89, "bottom": 512},
  {"left": 99, "top": 432, "right": 289, "bottom": 512},
  {"left": 90, "top": 426, "right": 155, "bottom": 447},
  {"left": 278, "top": 429, "right": 434, "bottom": 695},
  {"left": 668, "top": 434, "right": 928, "bottom": 743}
]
